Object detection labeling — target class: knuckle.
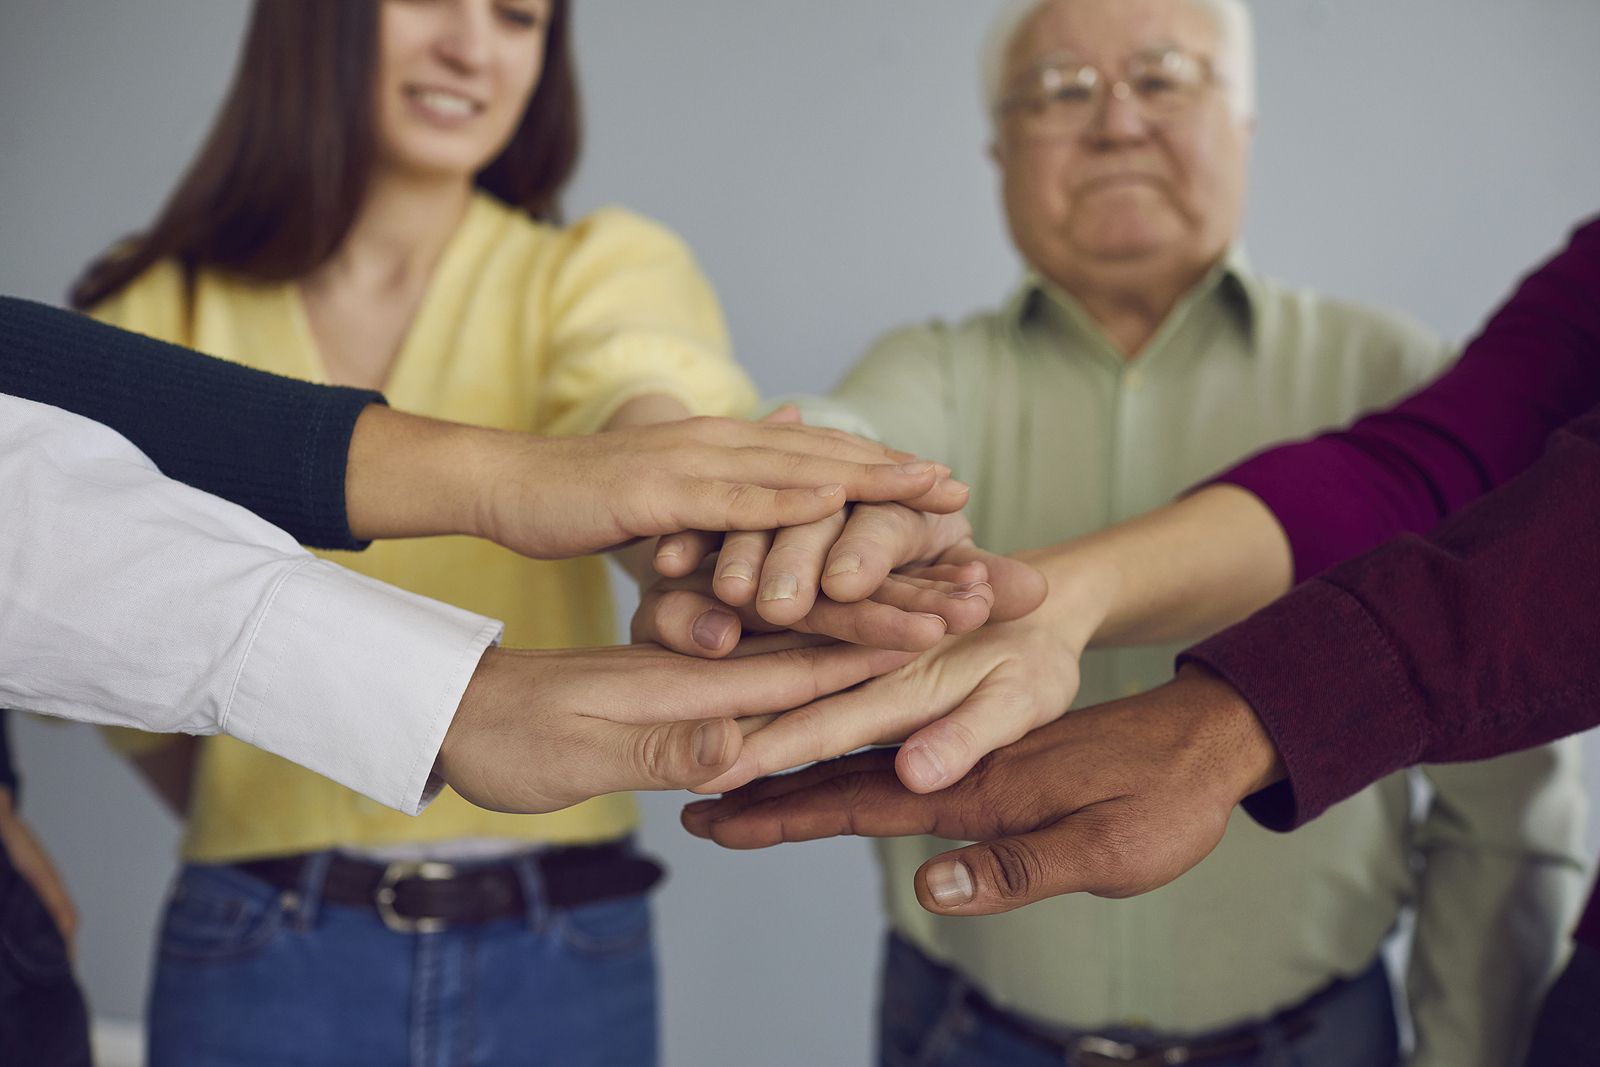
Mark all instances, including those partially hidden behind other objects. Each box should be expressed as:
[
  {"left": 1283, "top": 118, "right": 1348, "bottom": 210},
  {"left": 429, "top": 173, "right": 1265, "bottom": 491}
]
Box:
[
  {"left": 636, "top": 724, "right": 674, "bottom": 783},
  {"left": 723, "top": 481, "right": 769, "bottom": 515},
  {"left": 982, "top": 839, "right": 1040, "bottom": 901}
]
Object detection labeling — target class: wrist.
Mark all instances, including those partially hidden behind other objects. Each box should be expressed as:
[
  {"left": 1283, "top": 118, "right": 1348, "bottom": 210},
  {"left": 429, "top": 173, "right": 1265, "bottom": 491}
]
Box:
[
  {"left": 460, "top": 425, "right": 523, "bottom": 544},
  {"left": 1174, "top": 663, "right": 1286, "bottom": 801},
  {"left": 347, "top": 407, "right": 501, "bottom": 542},
  {"left": 1029, "top": 545, "right": 1118, "bottom": 657}
]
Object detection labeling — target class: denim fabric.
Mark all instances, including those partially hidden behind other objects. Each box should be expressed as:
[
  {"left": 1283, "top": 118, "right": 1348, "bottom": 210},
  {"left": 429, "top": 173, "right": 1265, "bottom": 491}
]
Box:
[
  {"left": 877, "top": 933, "right": 1399, "bottom": 1067},
  {"left": 147, "top": 853, "right": 657, "bottom": 1067},
  {"left": 0, "top": 843, "right": 92, "bottom": 1067},
  {"left": 1525, "top": 941, "right": 1600, "bottom": 1066}
]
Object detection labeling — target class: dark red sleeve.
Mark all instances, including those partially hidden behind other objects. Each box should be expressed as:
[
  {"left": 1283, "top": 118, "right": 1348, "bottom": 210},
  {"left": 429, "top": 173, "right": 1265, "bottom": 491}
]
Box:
[
  {"left": 1181, "top": 403, "right": 1600, "bottom": 830},
  {"left": 1216, "top": 217, "right": 1600, "bottom": 582}
]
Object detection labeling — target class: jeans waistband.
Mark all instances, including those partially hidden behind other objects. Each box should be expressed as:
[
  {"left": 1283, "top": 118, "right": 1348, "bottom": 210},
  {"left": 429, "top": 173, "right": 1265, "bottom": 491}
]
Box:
[
  {"left": 227, "top": 839, "right": 662, "bottom": 933},
  {"left": 886, "top": 932, "right": 1395, "bottom": 1067}
]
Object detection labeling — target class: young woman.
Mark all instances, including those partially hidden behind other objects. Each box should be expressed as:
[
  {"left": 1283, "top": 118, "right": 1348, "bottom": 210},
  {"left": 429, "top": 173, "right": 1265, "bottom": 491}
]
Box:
[{"left": 74, "top": 2, "right": 756, "bottom": 1062}]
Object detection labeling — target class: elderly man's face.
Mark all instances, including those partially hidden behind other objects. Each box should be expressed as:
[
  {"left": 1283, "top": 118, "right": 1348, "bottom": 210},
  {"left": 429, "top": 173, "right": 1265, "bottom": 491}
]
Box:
[{"left": 994, "top": 0, "right": 1250, "bottom": 293}]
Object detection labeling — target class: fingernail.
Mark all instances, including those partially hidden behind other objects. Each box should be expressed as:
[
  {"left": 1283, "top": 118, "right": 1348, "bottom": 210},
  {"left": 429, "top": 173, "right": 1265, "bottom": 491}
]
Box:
[
  {"left": 912, "top": 613, "right": 948, "bottom": 629},
  {"left": 720, "top": 560, "right": 756, "bottom": 584},
  {"left": 656, "top": 538, "right": 683, "bottom": 560},
  {"left": 899, "top": 462, "right": 936, "bottom": 476},
  {"left": 950, "top": 582, "right": 993, "bottom": 600},
  {"left": 903, "top": 744, "right": 946, "bottom": 789},
  {"left": 948, "top": 480, "right": 972, "bottom": 495},
  {"left": 825, "top": 553, "right": 862, "bottom": 577},
  {"left": 692, "top": 609, "right": 737, "bottom": 650},
  {"left": 815, "top": 483, "right": 844, "bottom": 498},
  {"left": 759, "top": 573, "right": 798, "bottom": 602},
  {"left": 927, "top": 860, "right": 974, "bottom": 908},
  {"left": 693, "top": 723, "right": 728, "bottom": 767},
  {"left": 683, "top": 799, "right": 720, "bottom": 816}
]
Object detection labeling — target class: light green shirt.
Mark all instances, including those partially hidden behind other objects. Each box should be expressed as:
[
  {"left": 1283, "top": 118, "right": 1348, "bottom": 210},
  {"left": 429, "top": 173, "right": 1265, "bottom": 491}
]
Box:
[{"left": 798, "top": 255, "right": 1589, "bottom": 1066}]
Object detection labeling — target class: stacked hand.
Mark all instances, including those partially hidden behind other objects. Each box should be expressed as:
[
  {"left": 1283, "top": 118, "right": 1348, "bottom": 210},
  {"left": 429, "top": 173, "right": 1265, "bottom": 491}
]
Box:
[
  {"left": 681, "top": 666, "right": 1285, "bottom": 914},
  {"left": 415, "top": 410, "right": 1031, "bottom": 814}
]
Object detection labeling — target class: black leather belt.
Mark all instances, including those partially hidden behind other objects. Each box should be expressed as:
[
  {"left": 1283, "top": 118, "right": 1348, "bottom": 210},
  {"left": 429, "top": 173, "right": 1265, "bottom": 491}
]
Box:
[
  {"left": 239, "top": 842, "right": 663, "bottom": 934},
  {"left": 959, "top": 974, "right": 1320, "bottom": 1067}
]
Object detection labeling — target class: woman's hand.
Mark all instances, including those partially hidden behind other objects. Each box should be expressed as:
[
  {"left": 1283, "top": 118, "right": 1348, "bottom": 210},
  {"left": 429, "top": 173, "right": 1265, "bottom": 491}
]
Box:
[
  {"left": 691, "top": 601, "right": 1087, "bottom": 796},
  {"left": 0, "top": 788, "right": 77, "bottom": 955},
  {"left": 346, "top": 406, "right": 970, "bottom": 560}
]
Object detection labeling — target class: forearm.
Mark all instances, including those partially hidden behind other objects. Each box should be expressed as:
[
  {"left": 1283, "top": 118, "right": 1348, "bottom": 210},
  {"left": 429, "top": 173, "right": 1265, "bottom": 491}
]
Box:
[
  {"left": 1025, "top": 484, "right": 1293, "bottom": 652},
  {"left": 0, "top": 394, "right": 502, "bottom": 813},
  {"left": 1215, "top": 218, "right": 1600, "bottom": 581},
  {"left": 344, "top": 405, "right": 505, "bottom": 543},
  {"left": 0, "top": 295, "right": 380, "bottom": 549},
  {"left": 1186, "top": 404, "right": 1600, "bottom": 830}
]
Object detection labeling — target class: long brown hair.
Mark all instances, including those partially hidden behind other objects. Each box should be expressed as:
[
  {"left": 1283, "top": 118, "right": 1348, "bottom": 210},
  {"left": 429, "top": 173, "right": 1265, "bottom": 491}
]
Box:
[{"left": 71, "top": 0, "right": 579, "bottom": 310}]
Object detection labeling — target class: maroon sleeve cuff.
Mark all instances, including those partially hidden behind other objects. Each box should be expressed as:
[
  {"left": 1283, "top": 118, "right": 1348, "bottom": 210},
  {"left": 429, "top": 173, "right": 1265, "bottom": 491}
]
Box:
[{"left": 1178, "top": 579, "right": 1430, "bottom": 831}]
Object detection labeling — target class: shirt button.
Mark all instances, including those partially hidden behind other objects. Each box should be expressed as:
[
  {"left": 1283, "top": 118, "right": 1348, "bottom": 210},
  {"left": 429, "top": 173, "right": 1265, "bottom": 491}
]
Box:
[
  {"left": 1122, "top": 681, "right": 1143, "bottom": 697},
  {"left": 1124, "top": 370, "right": 1146, "bottom": 391}
]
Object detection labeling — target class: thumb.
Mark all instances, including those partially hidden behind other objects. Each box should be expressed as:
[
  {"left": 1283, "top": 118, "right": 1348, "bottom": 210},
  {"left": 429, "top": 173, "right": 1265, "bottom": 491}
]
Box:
[
  {"left": 914, "top": 826, "right": 1092, "bottom": 916},
  {"left": 592, "top": 716, "right": 746, "bottom": 794},
  {"left": 913, "top": 799, "right": 1229, "bottom": 915}
]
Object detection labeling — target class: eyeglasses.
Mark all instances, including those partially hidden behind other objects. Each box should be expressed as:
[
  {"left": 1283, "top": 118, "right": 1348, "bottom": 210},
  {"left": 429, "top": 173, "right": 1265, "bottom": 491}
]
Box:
[{"left": 995, "top": 48, "right": 1222, "bottom": 139}]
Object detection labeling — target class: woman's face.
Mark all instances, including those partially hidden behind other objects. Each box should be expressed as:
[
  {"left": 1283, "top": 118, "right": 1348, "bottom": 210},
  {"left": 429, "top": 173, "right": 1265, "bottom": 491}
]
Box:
[{"left": 374, "top": 0, "right": 553, "bottom": 181}]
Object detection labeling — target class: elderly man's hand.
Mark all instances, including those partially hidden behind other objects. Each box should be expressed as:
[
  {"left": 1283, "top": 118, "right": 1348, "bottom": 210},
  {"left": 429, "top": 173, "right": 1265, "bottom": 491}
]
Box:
[
  {"left": 632, "top": 559, "right": 998, "bottom": 657},
  {"left": 682, "top": 667, "right": 1286, "bottom": 914},
  {"left": 644, "top": 506, "right": 1048, "bottom": 657},
  {"left": 434, "top": 637, "right": 916, "bottom": 814}
]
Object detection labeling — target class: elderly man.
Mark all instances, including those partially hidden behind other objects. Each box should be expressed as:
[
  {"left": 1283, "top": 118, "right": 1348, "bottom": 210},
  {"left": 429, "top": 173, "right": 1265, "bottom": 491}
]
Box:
[{"left": 742, "top": 1, "right": 1587, "bottom": 1064}]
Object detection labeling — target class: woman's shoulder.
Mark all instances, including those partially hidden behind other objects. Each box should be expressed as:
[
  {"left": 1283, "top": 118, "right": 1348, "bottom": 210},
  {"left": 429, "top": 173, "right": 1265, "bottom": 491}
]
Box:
[
  {"left": 86, "top": 256, "right": 192, "bottom": 339},
  {"left": 480, "top": 196, "right": 700, "bottom": 273}
]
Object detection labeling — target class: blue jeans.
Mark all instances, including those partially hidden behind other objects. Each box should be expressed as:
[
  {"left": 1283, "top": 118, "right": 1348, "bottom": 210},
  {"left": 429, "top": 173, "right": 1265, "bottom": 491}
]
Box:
[
  {"left": 877, "top": 933, "right": 1399, "bottom": 1067},
  {"left": 147, "top": 853, "right": 658, "bottom": 1067},
  {"left": 0, "top": 842, "right": 91, "bottom": 1067},
  {"left": 1525, "top": 940, "right": 1600, "bottom": 1066}
]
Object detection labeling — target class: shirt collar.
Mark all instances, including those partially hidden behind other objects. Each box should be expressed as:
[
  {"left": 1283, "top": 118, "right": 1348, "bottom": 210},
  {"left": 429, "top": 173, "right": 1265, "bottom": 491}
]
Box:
[{"left": 1008, "top": 245, "right": 1263, "bottom": 361}]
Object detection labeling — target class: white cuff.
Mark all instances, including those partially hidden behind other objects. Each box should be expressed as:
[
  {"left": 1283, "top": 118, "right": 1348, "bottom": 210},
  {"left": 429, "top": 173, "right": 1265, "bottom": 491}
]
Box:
[{"left": 222, "top": 560, "right": 504, "bottom": 815}]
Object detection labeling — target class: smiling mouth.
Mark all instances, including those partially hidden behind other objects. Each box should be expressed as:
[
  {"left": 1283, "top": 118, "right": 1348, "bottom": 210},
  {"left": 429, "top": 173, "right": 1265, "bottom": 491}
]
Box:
[{"left": 405, "top": 86, "right": 485, "bottom": 121}]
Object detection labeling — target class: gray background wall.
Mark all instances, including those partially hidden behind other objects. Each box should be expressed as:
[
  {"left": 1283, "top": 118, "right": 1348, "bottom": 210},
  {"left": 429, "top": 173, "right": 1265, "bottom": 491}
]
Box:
[{"left": 3, "top": 1, "right": 1600, "bottom": 1064}]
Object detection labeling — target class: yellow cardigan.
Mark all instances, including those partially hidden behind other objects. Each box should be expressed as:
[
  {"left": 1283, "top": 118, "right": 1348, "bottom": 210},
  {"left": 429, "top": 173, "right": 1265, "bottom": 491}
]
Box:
[{"left": 93, "top": 195, "right": 757, "bottom": 862}]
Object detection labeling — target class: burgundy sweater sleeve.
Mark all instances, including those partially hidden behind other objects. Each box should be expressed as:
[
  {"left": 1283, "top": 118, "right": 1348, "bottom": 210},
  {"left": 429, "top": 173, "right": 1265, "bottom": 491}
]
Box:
[
  {"left": 1182, "top": 403, "right": 1600, "bottom": 830},
  {"left": 1217, "top": 217, "right": 1600, "bottom": 582}
]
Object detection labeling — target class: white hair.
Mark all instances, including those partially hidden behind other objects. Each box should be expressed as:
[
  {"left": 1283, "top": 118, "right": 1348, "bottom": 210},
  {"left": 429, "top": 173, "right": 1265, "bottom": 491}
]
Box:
[{"left": 980, "top": 0, "right": 1257, "bottom": 123}]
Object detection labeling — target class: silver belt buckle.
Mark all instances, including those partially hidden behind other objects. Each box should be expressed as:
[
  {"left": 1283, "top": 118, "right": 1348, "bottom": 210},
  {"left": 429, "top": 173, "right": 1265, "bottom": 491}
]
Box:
[
  {"left": 1067, "top": 1035, "right": 1190, "bottom": 1067},
  {"left": 374, "top": 860, "right": 459, "bottom": 934}
]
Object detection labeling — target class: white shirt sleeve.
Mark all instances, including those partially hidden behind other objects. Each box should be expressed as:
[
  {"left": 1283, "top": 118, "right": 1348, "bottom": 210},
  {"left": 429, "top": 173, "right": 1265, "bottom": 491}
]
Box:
[{"left": 0, "top": 394, "right": 503, "bottom": 815}]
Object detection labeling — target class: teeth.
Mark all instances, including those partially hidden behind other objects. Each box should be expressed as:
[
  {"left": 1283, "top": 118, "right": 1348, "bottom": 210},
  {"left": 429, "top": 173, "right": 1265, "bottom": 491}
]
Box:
[{"left": 413, "top": 89, "right": 476, "bottom": 118}]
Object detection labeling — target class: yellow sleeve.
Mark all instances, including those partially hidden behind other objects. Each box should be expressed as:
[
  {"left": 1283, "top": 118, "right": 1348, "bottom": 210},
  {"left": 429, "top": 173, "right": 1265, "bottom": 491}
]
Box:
[
  {"left": 536, "top": 207, "right": 758, "bottom": 436},
  {"left": 89, "top": 258, "right": 193, "bottom": 758}
]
